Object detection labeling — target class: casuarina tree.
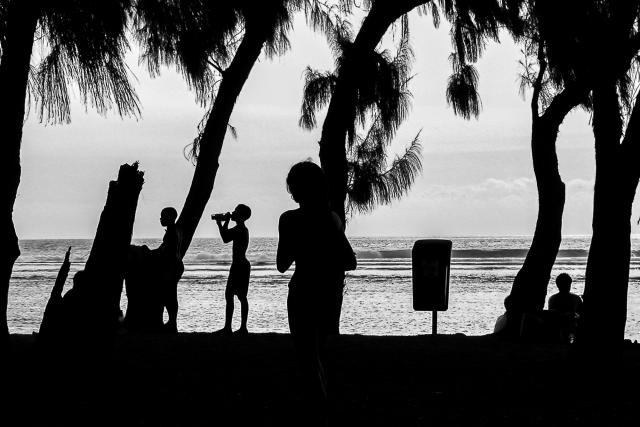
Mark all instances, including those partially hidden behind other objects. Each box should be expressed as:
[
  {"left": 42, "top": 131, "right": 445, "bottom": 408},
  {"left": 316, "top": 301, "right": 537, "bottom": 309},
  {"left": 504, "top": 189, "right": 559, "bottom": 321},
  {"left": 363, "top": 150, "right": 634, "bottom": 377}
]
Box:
[
  {"left": 520, "top": 0, "right": 640, "bottom": 344},
  {"left": 299, "top": 0, "right": 521, "bottom": 332},
  {"left": 300, "top": 15, "right": 422, "bottom": 333},
  {"left": 134, "top": 0, "right": 340, "bottom": 257},
  {"left": 299, "top": 0, "right": 522, "bottom": 225},
  {"left": 300, "top": 18, "right": 423, "bottom": 218},
  {"left": 575, "top": 1, "right": 640, "bottom": 346},
  {"left": 503, "top": 1, "right": 591, "bottom": 336},
  {"left": 0, "top": 0, "right": 138, "bottom": 345}
]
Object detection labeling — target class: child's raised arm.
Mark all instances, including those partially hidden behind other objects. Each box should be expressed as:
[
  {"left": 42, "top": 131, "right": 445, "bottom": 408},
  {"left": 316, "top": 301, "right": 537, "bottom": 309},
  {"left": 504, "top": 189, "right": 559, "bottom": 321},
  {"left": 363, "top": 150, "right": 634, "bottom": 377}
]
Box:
[{"left": 217, "top": 217, "right": 234, "bottom": 243}]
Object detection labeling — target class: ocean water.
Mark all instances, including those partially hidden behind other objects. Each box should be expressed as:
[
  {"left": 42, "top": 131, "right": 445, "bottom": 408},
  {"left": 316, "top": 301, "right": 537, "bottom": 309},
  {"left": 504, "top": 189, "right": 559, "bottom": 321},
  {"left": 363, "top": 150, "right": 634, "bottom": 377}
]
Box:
[{"left": 9, "top": 236, "right": 640, "bottom": 341}]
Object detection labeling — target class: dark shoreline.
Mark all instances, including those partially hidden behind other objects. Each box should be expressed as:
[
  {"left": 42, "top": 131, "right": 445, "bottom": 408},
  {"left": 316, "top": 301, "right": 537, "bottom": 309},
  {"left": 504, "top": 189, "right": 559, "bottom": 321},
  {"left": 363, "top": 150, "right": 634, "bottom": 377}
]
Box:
[{"left": 5, "top": 333, "right": 640, "bottom": 426}]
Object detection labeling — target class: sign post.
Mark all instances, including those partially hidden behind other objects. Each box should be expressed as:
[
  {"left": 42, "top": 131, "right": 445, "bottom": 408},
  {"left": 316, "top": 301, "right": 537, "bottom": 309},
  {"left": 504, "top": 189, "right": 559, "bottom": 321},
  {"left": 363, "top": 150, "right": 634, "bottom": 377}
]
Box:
[
  {"left": 412, "top": 239, "right": 452, "bottom": 335},
  {"left": 432, "top": 311, "right": 437, "bottom": 335}
]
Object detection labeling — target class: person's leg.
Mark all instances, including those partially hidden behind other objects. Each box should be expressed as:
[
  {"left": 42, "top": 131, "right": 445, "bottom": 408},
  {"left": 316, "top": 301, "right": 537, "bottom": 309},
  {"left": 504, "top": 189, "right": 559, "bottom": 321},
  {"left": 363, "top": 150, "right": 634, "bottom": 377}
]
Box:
[
  {"left": 302, "top": 332, "right": 328, "bottom": 425},
  {"left": 288, "top": 291, "right": 327, "bottom": 425},
  {"left": 218, "top": 264, "right": 235, "bottom": 334},
  {"left": 317, "top": 331, "right": 328, "bottom": 387},
  {"left": 222, "top": 287, "right": 234, "bottom": 333},
  {"left": 166, "top": 300, "right": 178, "bottom": 331},
  {"left": 236, "top": 261, "right": 250, "bottom": 333},
  {"left": 238, "top": 295, "right": 249, "bottom": 333},
  {"left": 164, "top": 262, "right": 183, "bottom": 333},
  {"left": 165, "top": 277, "right": 178, "bottom": 333}
]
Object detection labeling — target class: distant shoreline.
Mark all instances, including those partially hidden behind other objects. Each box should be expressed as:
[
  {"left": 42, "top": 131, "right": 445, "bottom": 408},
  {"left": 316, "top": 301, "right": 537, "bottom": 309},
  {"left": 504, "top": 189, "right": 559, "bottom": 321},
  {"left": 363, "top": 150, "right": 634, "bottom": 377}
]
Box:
[{"left": 17, "top": 234, "right": 640, "bottom": 241}]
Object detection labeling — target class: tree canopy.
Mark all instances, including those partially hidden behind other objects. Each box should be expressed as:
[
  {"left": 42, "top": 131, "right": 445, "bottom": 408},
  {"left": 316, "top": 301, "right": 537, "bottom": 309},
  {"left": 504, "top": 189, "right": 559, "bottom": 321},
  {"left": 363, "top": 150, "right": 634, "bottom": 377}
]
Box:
[{"left": 0, "top": 0, "right": 140, "bottom": 124}]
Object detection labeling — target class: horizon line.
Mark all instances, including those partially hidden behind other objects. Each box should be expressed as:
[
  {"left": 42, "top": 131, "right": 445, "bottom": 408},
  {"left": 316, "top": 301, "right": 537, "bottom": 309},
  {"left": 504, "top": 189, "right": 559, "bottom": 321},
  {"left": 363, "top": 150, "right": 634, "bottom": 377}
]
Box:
[{"left": 18, "top": 234, "right": 640, "bottom": 241}]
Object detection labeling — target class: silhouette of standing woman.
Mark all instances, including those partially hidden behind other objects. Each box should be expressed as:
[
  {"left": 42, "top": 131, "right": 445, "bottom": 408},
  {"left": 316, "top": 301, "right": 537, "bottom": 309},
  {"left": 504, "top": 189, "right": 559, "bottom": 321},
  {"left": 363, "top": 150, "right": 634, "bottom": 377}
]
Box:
[{"left": 277, "top": 161, "right": 356, "bottom": 421}]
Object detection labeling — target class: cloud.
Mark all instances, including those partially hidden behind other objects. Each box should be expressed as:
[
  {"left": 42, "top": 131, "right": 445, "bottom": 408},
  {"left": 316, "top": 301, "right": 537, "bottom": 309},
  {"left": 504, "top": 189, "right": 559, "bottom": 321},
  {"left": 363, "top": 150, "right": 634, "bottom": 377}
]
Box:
[
  {"left": 566, "top": 178, "right": 594, "bottom": 193},
  {"left": 421, "top": 177, "right": 595, "bottom": 202},
  {"left": 420, "top": 177, "right": 536, "bottom": 201}
]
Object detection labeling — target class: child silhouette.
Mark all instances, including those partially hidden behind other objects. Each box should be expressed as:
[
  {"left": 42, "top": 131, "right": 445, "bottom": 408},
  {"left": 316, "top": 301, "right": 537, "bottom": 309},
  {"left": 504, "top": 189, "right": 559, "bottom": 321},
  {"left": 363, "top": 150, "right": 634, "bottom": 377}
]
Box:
[{"left": 214, "top": 204, "right": 251, "bottom": 335}]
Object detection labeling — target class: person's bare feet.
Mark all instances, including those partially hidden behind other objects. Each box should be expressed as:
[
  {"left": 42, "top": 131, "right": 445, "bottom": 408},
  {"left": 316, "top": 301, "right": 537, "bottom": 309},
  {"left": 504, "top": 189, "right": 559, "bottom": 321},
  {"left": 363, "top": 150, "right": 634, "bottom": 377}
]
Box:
[{"left": 215, "top": 327, "right": 232, "bottom": 335}]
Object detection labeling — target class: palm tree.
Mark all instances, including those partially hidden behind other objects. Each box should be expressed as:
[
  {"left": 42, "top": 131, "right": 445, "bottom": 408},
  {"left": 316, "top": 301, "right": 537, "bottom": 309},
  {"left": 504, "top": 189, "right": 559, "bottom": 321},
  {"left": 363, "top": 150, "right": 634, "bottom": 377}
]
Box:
[
  {"left": 300, "top": 20, "right": 423, "bottom": 217},
  {"left": 0, "top": 0, "right": 139, "bottom": 344},
  {"left": 503, "top": 1, "right": 591, "bottom": 336},
  {"left": 134, "top": 0, "right": 337, "bottom": 258}
]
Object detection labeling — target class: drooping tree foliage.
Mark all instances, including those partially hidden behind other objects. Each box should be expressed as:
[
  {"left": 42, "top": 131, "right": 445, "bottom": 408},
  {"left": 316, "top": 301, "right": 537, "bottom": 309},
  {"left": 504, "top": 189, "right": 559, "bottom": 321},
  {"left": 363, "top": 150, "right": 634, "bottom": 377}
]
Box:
[
  {"left": 347, "top": 122, "right": 422, "bottom": 215},
  {"left": 300, "top": 17, "right": 423, "bottom": 216},
  {"left": 298, "top": 0, "right": 521, "bottom": 334},
  {"left": 0, "top": 0, "right": 139, "bottom": 344},
  {"left": 299, "top": 0, "right": 523, "bottom": 225},
  {"left": 134, "top": 0, "right": 340, "bottom": 257}
]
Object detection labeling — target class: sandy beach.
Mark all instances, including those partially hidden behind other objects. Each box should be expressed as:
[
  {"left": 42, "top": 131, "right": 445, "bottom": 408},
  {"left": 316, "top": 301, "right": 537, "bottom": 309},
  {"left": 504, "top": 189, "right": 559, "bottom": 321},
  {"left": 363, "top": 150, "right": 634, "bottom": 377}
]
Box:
[{"left": 4, "top": 333, "right": 639, "bottom": 426}]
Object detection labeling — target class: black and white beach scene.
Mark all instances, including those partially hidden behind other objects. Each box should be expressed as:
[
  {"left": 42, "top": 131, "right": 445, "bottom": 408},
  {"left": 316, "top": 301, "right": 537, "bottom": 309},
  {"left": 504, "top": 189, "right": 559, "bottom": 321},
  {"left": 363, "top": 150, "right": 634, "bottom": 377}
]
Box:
[{"left": 2, "top": 1, "right": 640, "bottom": 426}]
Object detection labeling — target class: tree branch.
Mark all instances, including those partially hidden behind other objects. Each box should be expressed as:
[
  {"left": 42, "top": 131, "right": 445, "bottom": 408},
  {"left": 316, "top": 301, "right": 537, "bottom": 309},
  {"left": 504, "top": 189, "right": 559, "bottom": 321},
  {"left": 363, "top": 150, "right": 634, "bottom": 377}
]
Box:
[
  {"left": 621, "top": 90, "right": 640, "bottom": 180},
  {"left": 207, "top": 59, "right": 226, "bottom": 75},
  {"left": 542, "top": 84, "right": 587, "bottom": 128},
  {"left": 531, "top": 41, "right": 546, "bottom": 119}
]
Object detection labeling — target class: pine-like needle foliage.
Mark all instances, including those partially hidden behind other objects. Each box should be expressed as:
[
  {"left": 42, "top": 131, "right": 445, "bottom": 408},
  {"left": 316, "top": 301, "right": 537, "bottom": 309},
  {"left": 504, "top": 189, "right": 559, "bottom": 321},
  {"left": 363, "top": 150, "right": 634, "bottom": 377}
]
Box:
[
  {"left": 348, "top": 117, "right": 422, "bottom": 215},
  {"left": 300, "top": 15, "right": 413, "bottom": 145},
  {"left": 0, "top": 0, "right": 141, "bottom": 124},
  {"left": 300, "top": 18, "right": 422, "bottom": 215},
  {"left": 299, "top": 1, "right": 525, "bottom": 216},
  {"left": 517, "top": 0, "right": 640, "bottom": 122},
  {"left": 134, "top": 0, "right": 344, "bottom": 162},
  {"left": 516, "top": 1, "right": 589, "bottom": 115},
  {"left": 438, "top": 0, "right": 523, "bottom": 119},
  {"left": 300, "top": 66, "right": 338, "bottom": 129}
]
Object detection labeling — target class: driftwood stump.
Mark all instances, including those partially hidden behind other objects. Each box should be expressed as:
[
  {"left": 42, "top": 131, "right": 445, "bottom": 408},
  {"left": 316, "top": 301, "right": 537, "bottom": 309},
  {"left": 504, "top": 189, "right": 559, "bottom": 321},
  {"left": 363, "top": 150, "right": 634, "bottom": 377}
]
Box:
[
  {"left": 124, "top": 245, "right": 164, "bottom": 332},
  {"left": 39, "top": 163, "right": 144, "bottom": 342},
  {"left": 84, "top": 162, "right": 144, "bottom": 336}
]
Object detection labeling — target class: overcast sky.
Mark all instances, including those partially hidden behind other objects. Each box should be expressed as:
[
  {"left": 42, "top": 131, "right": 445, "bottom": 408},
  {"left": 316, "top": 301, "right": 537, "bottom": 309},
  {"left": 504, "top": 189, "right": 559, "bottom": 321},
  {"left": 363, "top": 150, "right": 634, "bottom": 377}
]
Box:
[{"left": 16, "top": 13, "right": 640, "bottom": 239}]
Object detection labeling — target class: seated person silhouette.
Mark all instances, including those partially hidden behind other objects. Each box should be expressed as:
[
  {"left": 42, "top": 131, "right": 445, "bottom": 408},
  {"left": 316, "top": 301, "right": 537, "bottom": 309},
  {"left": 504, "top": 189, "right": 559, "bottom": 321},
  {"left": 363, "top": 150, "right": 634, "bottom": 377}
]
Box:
[
  {"left": 548, "top": 273, "right": 583, "bottom": 342},
  {"left": 214, "top": 204, "right": 251, "bottom": 335},
  {"left": 493, "top": 295, "right": 513, "bottom": 334},
  {"left": 157, "top": 207, "right": 184, "bottom": 333}
]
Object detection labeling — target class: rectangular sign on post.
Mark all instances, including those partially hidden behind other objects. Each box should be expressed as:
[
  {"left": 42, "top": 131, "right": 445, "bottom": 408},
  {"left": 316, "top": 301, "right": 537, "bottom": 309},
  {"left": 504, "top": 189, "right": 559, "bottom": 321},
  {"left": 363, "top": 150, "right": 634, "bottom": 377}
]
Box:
[{"left": 412, "top": 239, "right": 452, "bottom": 312}]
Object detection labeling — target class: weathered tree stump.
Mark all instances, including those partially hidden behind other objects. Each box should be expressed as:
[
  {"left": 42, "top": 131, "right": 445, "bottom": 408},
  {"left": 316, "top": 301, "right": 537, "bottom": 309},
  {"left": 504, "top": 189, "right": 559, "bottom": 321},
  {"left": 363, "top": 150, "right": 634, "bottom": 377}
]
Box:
[
  {"left": 39, "top": 163, "right": 144, "bottom": 343},
  {"left": 83, "top": 162, "right": 144, "bottom": 336},
  {"left": 124, "top": 244, "right": 164, "bottom": 332}
]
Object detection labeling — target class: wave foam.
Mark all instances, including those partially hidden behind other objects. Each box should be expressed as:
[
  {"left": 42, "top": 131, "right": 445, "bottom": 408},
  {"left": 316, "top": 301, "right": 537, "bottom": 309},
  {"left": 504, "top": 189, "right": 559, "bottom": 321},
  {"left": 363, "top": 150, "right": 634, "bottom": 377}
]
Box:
[{"left": 353, "top": 248, "right": 604, "bottom": 260}]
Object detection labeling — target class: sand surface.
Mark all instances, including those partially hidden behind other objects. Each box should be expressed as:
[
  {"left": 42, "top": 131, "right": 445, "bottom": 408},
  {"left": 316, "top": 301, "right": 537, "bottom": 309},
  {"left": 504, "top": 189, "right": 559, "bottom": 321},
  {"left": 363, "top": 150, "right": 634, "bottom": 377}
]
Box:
[{"left": 4, "top": 333, "right": 639, "bottom": 426}]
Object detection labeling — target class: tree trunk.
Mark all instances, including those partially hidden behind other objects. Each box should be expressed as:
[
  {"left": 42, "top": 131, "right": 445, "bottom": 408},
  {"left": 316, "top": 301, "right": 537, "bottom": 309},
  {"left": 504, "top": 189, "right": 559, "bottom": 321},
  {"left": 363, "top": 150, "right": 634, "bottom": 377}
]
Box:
[
  {"left": 505, "top": 85, "right": 586, "bottom": 336},
  {"left": 176, "top": 17, "right": 275, "bottom": 256},
  {"left": 85, "top": 162, "right": 144, "bottom": 329},
  {"left": 318, "top": 0, "right": 427, "bottom": 225},
  {"left": 580, "top": 82, "right": 639, "bottom": 346},
  {"left": 62, "top": 163, "right": 144, "bottom": 339},
  {"left": 0, "top": 2, "right": 38, "bottom": 345},
  {"left": 509, "top": 117, "right": 566, "bottom": 313},
  {"left": 317, "top": 0, "right": 426, "bottom": 334}
]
